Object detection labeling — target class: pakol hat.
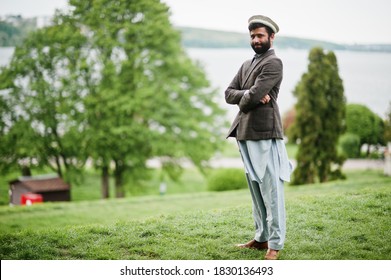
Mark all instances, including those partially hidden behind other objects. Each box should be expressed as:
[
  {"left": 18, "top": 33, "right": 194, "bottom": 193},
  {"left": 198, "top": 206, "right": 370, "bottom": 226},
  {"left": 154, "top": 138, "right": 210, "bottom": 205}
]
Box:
[{"left": 248, "top": 15, "right": 279, "bottom": 33}]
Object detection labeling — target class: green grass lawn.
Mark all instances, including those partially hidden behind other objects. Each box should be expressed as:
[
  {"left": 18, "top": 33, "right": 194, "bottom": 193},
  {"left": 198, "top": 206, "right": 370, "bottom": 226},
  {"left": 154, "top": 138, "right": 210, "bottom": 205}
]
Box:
[{"left": 0, "top": 170, "right": 390, "bottom": 260}]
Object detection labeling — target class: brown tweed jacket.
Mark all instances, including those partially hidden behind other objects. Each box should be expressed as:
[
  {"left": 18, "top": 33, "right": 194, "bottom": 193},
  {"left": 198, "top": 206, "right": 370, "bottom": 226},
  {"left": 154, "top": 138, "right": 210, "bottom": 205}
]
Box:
[{"left": 225, "top": 49, "right": 284, "bottom": 140}]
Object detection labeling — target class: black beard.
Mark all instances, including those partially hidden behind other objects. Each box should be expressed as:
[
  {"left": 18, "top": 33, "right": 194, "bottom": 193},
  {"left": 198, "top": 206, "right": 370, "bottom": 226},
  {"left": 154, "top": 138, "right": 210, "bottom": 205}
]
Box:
[{"left": 251, "top": 39, "right": 271, "bottom": 54}]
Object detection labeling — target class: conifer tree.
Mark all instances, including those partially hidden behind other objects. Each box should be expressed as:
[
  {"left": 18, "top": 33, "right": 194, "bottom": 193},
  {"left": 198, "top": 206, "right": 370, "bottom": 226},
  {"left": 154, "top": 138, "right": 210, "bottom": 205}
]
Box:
[{"left": 291, "top": 47, "right": 346, "bottom": 184}]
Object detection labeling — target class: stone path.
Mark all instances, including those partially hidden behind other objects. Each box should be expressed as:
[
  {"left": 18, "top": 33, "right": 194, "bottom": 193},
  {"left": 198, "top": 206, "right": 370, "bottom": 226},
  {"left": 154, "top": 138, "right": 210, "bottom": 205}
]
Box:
[{"left": 148, "top": 157, "right": 385, "bottom": 171}]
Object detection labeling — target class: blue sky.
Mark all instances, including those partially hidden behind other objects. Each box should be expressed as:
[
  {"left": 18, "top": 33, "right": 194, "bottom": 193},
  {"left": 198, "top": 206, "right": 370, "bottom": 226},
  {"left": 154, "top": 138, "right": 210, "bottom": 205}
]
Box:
[{"left": 1, "top": 0, "right": 391, "bottom": 44}]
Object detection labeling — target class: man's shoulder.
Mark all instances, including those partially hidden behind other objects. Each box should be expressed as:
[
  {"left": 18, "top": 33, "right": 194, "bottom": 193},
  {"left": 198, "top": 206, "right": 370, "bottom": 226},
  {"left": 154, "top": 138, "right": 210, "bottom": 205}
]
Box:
[
  {"left": 264, "top": 51, "right": 282, "bottom": 65},
  {"left": 265, "top": 49, "right": 280, "bottom": 59}
]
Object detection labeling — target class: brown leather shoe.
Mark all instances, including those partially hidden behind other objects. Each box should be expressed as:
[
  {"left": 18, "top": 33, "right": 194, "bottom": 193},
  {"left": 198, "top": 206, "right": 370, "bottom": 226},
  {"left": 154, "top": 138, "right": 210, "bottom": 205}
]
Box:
[
  {"left": 264, "top": 249, "right": 279, "bottom": 260},
  {"left": 236, "top": 239, "right": 268, "bottom": 250}
]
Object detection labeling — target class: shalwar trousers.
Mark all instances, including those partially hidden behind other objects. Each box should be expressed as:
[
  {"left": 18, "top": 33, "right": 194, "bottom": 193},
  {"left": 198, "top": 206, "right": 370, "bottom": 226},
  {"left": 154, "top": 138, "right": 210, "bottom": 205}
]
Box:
[{"left": 238, "top": 139, "right": 290, "bottom": 250}]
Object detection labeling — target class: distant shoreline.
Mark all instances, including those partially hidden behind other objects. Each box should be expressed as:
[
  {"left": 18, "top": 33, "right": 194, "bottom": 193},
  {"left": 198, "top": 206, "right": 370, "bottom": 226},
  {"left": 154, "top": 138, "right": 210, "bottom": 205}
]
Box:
[
  {"left": 1, "top": 21, "right": 391, "bottom": 53},
  {"left": 178, "top": 26, "right": 391, "bottom": 53}
]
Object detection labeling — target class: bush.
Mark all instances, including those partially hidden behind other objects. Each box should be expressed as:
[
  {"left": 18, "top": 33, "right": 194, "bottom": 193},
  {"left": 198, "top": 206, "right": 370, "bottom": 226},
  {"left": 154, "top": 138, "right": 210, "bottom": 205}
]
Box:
[
  {"left": 339, "top": 133, "right": 361, "bottom": 158},
  {"left": 207, "top": 168, "right": 247, "bottom": 192}
]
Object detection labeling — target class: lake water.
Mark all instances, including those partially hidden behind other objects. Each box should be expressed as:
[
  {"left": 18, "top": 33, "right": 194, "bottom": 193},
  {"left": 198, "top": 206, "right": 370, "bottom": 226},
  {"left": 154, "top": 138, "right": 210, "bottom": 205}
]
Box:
[
  {"left": 1, "top": 47, "right": 391, "bottom": 120},
  {"left": 186, "top": 48, "right": 391, "bottom": 121}
]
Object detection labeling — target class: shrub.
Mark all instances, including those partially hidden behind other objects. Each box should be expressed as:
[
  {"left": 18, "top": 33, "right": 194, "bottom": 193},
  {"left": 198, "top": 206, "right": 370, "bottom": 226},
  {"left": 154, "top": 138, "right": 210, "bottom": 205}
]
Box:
[
  {"left": 339, "top": 133, "right": 361, "bottom": 158},
  {"left": 207, "top": 168, "right": 247, "bottom": 192}
]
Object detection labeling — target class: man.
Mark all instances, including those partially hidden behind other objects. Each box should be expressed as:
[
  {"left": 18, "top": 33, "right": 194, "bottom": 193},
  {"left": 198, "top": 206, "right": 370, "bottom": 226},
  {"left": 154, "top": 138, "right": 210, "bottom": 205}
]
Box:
[{"left": 225, "top": 15, "right": 292, "bottom": 260}]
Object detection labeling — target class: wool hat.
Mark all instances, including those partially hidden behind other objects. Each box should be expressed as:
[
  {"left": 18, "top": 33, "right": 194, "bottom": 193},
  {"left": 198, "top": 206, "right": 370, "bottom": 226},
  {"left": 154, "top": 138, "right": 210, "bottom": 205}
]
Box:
[{"left": 248, "top": 15, "right": 279, "bottom": 33}]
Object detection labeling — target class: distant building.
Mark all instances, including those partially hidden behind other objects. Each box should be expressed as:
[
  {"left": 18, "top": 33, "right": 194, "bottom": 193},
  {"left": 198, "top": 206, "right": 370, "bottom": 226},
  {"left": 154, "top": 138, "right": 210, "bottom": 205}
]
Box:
[
  {"left": 9, "top": 174, "right": 70, "bottom": 206},
  {"left": 0, "top": 14, "right": 52, "bottom": 29}
]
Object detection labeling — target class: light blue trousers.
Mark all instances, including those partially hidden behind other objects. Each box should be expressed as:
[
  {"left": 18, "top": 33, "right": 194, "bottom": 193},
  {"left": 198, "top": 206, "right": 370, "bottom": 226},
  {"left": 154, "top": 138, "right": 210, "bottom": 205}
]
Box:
[{"left": 238, "top": 139, "right": 291, "bottom": 250}]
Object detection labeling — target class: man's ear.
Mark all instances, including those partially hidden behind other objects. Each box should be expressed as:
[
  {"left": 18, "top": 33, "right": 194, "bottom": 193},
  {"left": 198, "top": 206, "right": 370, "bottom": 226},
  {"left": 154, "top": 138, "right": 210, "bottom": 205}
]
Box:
[{"left": 270, "top": 33, "right": 275, "bottom": 44}]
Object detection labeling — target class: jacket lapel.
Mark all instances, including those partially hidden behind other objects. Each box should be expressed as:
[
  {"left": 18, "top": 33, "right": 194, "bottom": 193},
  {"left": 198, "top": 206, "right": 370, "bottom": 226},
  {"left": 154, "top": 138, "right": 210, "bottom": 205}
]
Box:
[{"left": 242, "top": 50, "right": 274, "bottom": 88}]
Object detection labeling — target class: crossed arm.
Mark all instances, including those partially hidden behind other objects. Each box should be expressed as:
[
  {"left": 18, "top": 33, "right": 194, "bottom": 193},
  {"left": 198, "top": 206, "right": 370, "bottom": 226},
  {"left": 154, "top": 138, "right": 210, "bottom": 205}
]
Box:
[
  {"left": 225, "top": 59, "right": 282, "bottom": 113},
  {"left": 225, "top": 85, "right": 271, "bottom": 112},
  {"left": 253, "top": 91, "right": 271, "bottom": 104}
]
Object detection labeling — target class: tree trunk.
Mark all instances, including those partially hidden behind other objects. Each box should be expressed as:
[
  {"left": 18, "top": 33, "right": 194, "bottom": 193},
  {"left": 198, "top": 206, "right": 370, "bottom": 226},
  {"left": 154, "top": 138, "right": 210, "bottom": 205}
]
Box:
[
  {"left": 101, "top": 165, "right": 110, "bottom": 199},
  {"left": 55, "top": 156, "right": 63, "bottom": 178},
  {"left": 114, "top": 160, "right": 125, "bottom": 198},
  {"left": 366, "top": 145, "right": 371, "bottom": 157},
  {"left": 21, "top": 165, "right": 32, "bottom": 176}
]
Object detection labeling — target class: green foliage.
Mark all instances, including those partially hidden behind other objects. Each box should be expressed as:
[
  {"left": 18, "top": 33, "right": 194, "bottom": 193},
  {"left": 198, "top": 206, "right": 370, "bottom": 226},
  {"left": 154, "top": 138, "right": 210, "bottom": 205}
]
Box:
[
  {"left": 0, "top": 21, "right": 88, "bottom": 181},
  {"left": 0, "top": 0, "right": 226, "bottom": 197},
  {"left": 346, "top": 104, "right": 385, "bottom": 154},
  {"left": 339, "top": 133, "right": 361, "bottom": 158},
  {"left": 292, "top": 47, "right": 346, "bottom": 185},
  {"left": 0, "top": 170, "right": 390, "bottom": 260},
  {"left": 207, "top": 168, "right": 247, "bottom": 191},
  {"left": 0, "top": 118, "right": 42, "bottom": 175}
]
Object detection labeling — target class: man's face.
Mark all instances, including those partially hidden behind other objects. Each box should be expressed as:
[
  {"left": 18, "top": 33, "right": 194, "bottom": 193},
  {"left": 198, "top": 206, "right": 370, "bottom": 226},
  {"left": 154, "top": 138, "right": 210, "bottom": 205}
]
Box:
[{"left": 250, "top": 27, "right": 274, "bottom": 54}]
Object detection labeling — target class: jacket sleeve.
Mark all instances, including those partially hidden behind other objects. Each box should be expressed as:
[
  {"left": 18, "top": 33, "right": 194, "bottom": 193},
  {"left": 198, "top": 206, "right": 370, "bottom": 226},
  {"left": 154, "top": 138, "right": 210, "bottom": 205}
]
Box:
[
  {"left": 225, "top": 63, "right": 247, "bottom": 105},
  {"left": 238, "top": 58, "right": 283, "bottom": 113}
]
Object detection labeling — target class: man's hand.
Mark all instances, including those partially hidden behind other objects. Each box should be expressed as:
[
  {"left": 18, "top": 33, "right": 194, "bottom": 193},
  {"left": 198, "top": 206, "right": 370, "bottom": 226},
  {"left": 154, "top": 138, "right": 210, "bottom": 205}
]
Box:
[{"left": 260, "top": 94, "right": 271, "bottom": 104}]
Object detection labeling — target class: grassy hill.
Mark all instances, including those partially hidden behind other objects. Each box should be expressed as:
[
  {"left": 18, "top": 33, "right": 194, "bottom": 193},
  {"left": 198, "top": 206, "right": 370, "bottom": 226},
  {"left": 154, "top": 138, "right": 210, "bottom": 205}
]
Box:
[
  {"left": 178, "top": 26, "right": 391, "bottom": 52},
  {"left": 1, "top": 170, "right": 390, "bottom": 260}
]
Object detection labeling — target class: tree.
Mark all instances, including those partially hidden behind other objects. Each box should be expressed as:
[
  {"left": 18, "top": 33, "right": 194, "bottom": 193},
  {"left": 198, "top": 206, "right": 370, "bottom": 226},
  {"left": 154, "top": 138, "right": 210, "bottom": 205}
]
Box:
[
  {"left": 70, "top": 0, "right": 226, "bottom": 197},
  {"left": 0, "top": 0, "right": 226, "bottom": 198},
  {"left": 291, "top": 47, "right": 346, "bottom": 185},
  {"left": 0, "top": 20, "right": 88, "bottom": 182},
  {"left": 384, "top": 102, "right": 391, "bottom": 144},
  {"left": 345, "top": 104, "right": 385, "bottom": 156},
  {"left": 338, "top": 132, "right": 361, "bottom": 158}
]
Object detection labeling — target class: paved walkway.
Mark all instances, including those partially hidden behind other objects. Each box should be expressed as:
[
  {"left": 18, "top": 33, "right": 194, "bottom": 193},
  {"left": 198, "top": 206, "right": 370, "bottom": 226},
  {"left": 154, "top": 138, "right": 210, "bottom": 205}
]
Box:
[{"left": 148, "top": 157, "right": 385, "bottom": 170}]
